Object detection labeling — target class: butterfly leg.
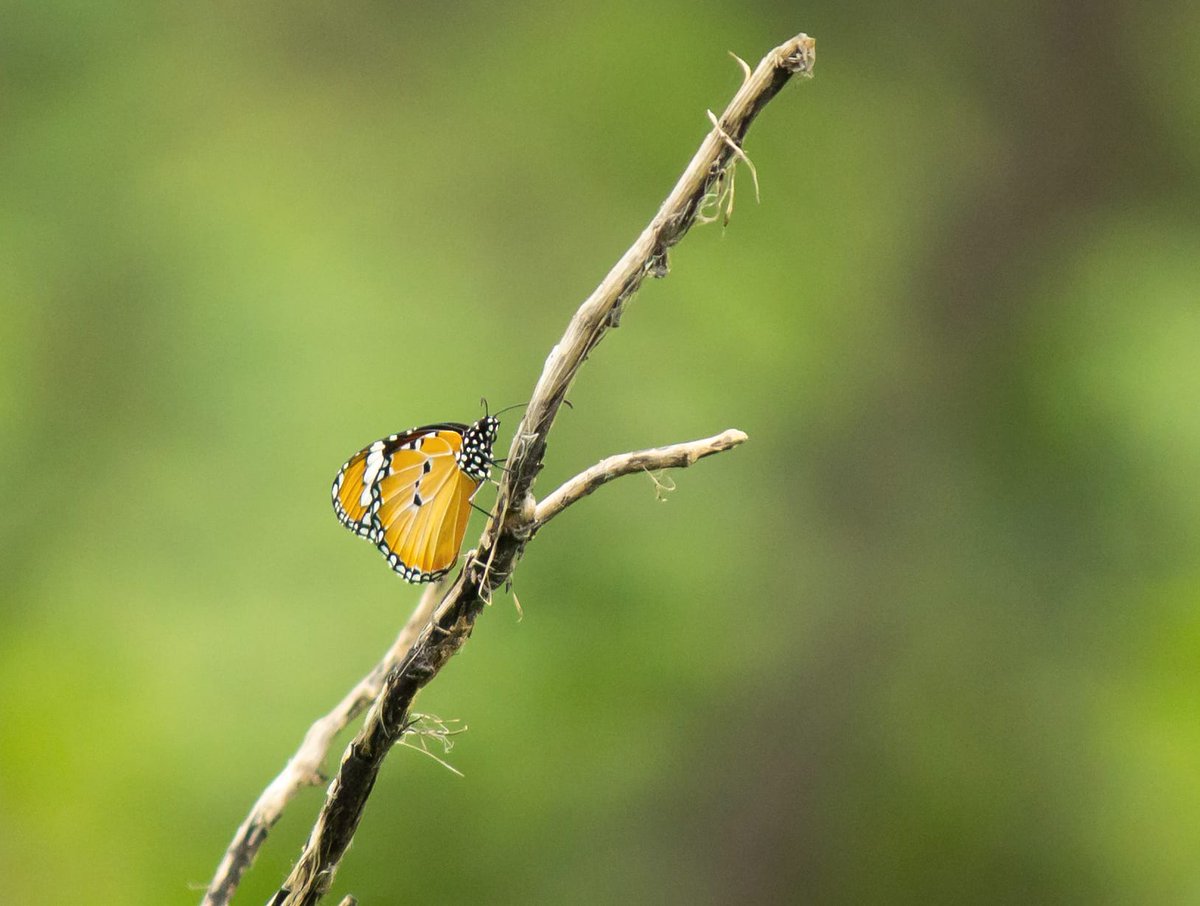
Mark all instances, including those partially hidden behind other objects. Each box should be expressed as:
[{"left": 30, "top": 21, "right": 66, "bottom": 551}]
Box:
[{"left": 475, "top": 541, "right": 505, "bottom": 606}]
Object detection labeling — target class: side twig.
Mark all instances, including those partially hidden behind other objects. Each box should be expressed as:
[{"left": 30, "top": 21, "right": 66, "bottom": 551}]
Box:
[
  {"left": 533, "top": 429, "right": 749, "bottom": 528},
  {"left": 204, "top": 31, "right": 814, "bottom": 906}
]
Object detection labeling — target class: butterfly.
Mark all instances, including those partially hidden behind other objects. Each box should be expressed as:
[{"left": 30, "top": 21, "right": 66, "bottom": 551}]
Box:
[{"left": 332, "top": 416, "right": 500, "bottom": 582}]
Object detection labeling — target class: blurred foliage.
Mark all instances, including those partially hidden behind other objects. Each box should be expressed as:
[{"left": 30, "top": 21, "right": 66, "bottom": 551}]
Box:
[{"left": 3, "top": 1, "right": 1199, "bottom": 903}]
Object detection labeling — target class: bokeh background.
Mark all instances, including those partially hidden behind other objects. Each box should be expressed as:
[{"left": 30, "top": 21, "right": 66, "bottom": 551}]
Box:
[{"left": 3, "top": 2, "right": 1199, "bottom": 903}]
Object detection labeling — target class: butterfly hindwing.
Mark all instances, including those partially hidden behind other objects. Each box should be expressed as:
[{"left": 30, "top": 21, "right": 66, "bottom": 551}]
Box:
[{"left": 378, "top": 438, "right": 477, "bottom": 580}]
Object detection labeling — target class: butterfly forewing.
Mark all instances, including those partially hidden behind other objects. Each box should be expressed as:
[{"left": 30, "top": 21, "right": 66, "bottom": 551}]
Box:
[
  {"left": 332, "top": 445, "right": 382, "bottom": 536},
  {"left": 332, "top": 427, "right": 440, "bottom": 538}
]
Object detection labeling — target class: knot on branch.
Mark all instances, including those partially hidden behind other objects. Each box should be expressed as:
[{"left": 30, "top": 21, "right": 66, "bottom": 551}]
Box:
[{"left": 647, "top": 246, "right": 670, "bottom": 278}]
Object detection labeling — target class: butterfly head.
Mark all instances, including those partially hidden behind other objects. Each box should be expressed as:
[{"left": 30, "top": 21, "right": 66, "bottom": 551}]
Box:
[{"left": 459, "top": 415, "right": 500, "bottom": 481}]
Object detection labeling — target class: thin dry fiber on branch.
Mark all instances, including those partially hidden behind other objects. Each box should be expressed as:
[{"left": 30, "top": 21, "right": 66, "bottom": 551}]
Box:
[{"left": 202, "top": 31, "right": 815, "bottom": 906}]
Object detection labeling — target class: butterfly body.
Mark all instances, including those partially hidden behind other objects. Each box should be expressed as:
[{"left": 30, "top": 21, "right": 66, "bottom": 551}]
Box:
[{"left": 332, "top": 416, "right": 499, "bottom": 582}]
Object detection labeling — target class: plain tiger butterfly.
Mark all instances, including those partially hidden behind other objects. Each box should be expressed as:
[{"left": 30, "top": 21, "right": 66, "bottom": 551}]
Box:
[{"left": 332, "top": 416, "right": 499, "bottom": 582}]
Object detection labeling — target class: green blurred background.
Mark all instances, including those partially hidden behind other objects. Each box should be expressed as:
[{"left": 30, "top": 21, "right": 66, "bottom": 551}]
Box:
[{"left": 3, "top": 2, "right": 1199, "bottom": 903}]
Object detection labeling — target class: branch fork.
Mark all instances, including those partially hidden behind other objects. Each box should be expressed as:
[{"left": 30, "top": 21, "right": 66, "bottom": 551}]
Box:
[{"left": 202, "top": 31, "right": 814, "bottom": 906}]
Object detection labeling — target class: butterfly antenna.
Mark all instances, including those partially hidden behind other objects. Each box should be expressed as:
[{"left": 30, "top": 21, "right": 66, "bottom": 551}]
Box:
[{"left": 485, "top": 400, "right": 530, "bottom": 419}]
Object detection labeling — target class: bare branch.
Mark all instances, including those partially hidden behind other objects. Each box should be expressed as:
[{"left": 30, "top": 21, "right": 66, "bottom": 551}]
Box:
[
  {"left": 257, "top": 32, "right": 815, "bottom": 906},
  {"left": 533, "top": 429, "right": 749, "bottom": 528},
  {"left": 503, "top": 33, "right": 816, "bottom": 514},
  {"left": 201, "top": 582, "right": 443, "bottom": 906}
]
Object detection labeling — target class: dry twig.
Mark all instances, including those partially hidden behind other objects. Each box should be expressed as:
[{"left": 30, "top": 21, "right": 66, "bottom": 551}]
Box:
[
  {"left": 202, "top": 30, "right": 814, "bottom": 906},
  {"left": 201, "top": 584, "right": 443, "bottom": 906}
]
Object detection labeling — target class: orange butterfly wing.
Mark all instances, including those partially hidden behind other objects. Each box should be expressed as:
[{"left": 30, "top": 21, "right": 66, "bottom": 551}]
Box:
[{"left": 332, "top": 419, "right": 497, "bottom": 583}]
